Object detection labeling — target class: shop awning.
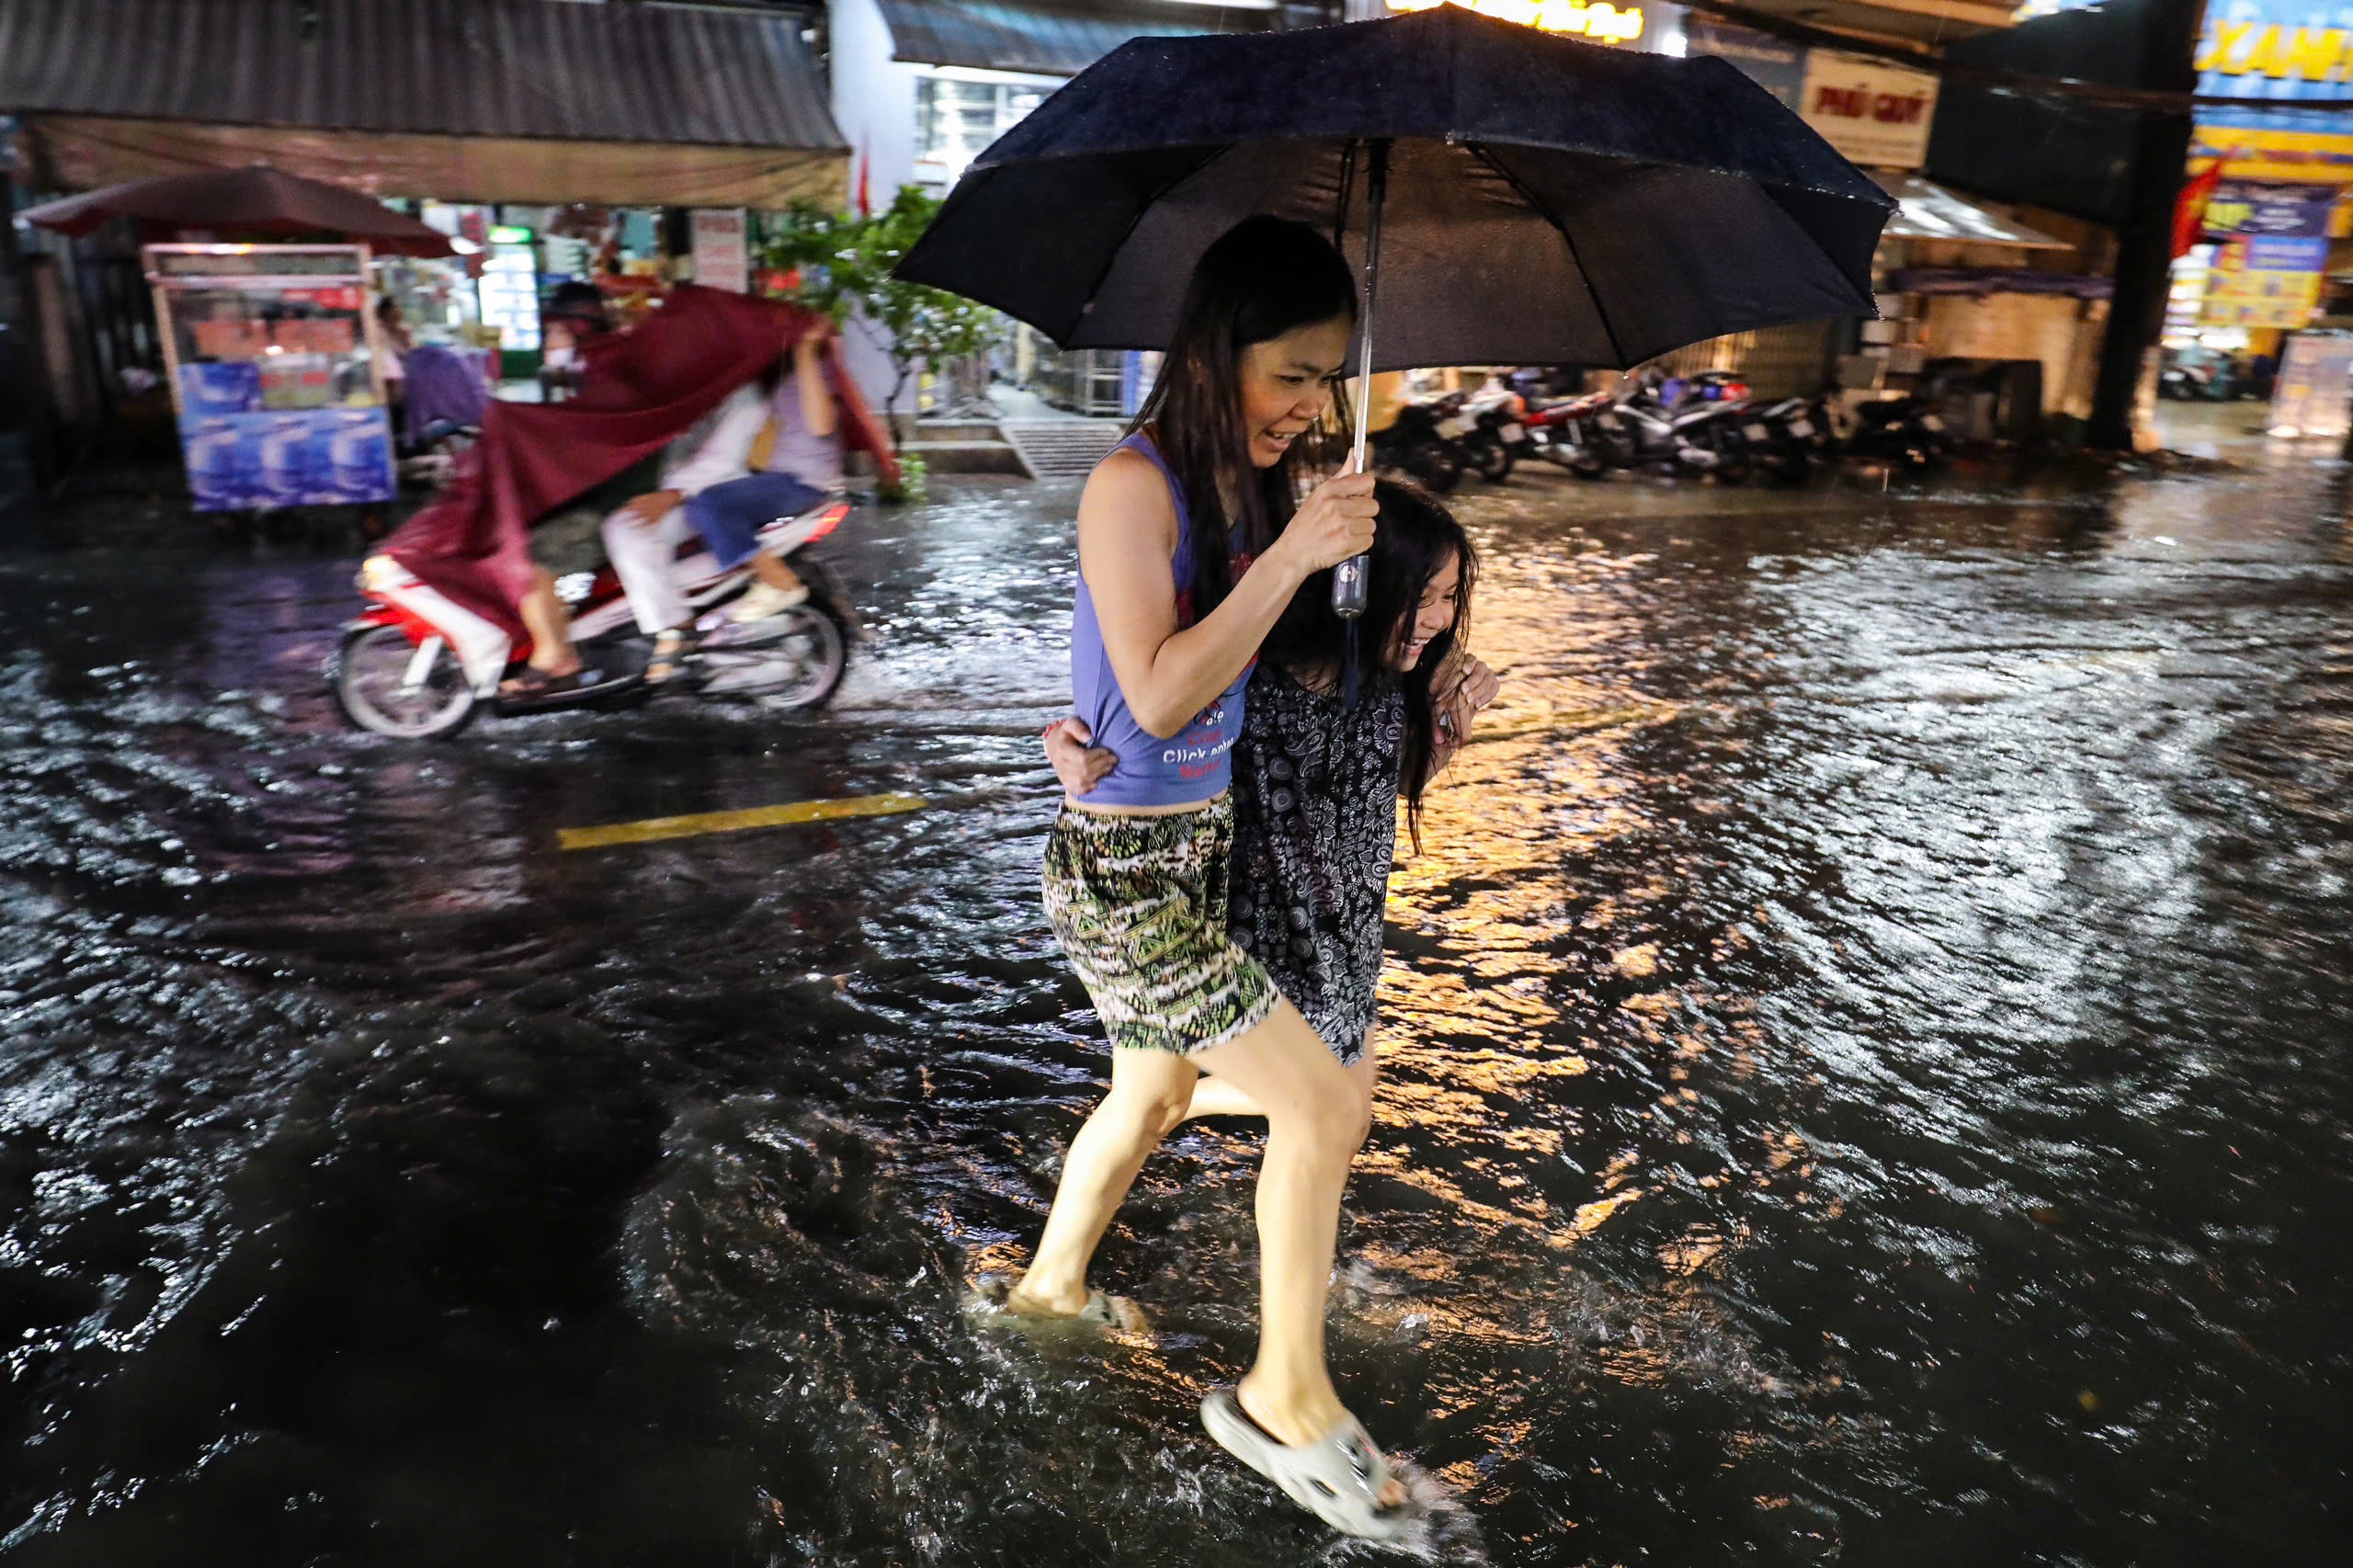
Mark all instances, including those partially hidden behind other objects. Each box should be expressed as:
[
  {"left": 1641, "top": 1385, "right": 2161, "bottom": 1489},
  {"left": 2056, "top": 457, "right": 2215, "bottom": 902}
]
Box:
[
  {"left": 875, "top": 0, "right": 1273, "bottom": 78},
  {"left": 1887, "top": 267, "right": 2113, "bottom": 300},
  {"left": 1874, "top": 175, "right": 2072, "bottom": 250},
  {"left": 0, "top": 0, "right": 847, "bottom": 207}
]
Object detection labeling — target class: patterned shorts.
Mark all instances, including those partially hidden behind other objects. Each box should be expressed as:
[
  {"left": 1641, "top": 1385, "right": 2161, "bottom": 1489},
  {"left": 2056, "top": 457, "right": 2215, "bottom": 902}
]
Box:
[{"left": 1042, "top": 796, "right": 1279, "bottom": 1055}]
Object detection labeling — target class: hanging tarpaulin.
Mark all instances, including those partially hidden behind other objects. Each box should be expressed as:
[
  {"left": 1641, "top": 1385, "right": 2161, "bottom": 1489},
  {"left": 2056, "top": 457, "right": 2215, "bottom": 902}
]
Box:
[
  {"left": 2200, "top": 234, "right": 2328, "bottom": 326},
  {"left": 2200, "top": 179, "right": 2342, "bottom": 240},
  {"left": 1682, "top": 17, "right": 1808, "bottom": 110},
  {"left": 1886, "top": 267, "right": 2114, "bottom": 299},
  {"left": 1, "top": 0, "right": 849, "bottom": 205}
]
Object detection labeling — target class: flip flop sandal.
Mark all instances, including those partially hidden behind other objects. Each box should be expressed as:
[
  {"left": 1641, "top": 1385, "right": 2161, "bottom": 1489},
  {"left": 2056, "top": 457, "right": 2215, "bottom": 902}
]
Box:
[
  {"left": 497, "top": 665, "right": 591, "bottom": 700},
  {"left": 964, "top": 1275, "right": 1150, "bottom": 1333},
  {"left": 1200, "top": 1390, "right": 1412, "bottom": 1543},
  {"left": 645, "top": 628, "right": 701, "bottom": 686}
]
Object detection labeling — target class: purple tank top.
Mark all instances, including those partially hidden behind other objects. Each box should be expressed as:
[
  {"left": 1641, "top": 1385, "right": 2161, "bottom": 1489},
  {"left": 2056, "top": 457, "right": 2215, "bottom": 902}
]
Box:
[{"left": 1069, "top": 433, "right": 1250, "bottom": 808}]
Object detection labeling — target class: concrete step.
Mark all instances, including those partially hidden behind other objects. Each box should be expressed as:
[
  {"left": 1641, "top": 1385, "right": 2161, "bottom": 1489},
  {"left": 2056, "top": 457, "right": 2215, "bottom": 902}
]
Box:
[
  {"left": 1000, "top": 418, "right": 1127, "bottom": 479},
  {"left": 913, "top": 419, "right": 1005, "bottom": 443},
  {"left": 906, "top": 438, "right": 1028, "bottom": 476}
]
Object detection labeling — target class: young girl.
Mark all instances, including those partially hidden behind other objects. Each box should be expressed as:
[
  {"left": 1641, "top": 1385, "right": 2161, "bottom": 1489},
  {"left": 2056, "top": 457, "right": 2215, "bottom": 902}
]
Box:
[
  {"left": 1003, "top": 216, "right": 1419, "bottom": 1538},
  {"left": 1211, "top": 481, "right": 1485, "bottom": 1067}
]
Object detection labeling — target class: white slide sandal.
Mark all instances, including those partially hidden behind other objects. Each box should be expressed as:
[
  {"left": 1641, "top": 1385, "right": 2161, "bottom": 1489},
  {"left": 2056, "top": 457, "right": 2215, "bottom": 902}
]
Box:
[{"left": 1200, "top": 1389, "right": 1412, "bottom": 1542}]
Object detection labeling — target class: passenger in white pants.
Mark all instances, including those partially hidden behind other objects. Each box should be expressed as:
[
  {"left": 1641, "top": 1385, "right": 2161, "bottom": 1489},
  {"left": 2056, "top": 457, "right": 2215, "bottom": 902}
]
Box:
[
  {"left": 600, "top": 380, "right": 770, "bottom": 682},
  {"left": 601, "top": 322, "right": 839, "bottom": 683}
]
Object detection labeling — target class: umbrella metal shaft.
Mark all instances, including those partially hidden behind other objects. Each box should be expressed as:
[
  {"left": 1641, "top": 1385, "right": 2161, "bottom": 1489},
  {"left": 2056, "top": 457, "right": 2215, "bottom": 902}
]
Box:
[{"left": 1334, "top": 138, "right": 1389, "bottom": 620}]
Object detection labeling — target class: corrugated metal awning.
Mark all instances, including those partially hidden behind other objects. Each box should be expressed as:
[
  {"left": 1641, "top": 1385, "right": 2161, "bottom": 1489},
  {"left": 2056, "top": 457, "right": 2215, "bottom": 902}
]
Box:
[
  {"left": 0, "top": 0, "right": 844, "bottom": 151},
  {"left": 1874, "top": 175, "right": 2072, "bottom": 250},
  {"left": 18, "top": 116, "right": 847, "bottom": 209},
  {"left": 875, "top": 0, "right": 1269, "bottom": 78}
]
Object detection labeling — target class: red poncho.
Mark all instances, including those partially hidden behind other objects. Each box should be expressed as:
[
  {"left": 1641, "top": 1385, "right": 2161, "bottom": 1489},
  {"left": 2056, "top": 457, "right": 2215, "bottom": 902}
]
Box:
[{"left": 385, "top": 284, "right": 900, "bottom": 641}]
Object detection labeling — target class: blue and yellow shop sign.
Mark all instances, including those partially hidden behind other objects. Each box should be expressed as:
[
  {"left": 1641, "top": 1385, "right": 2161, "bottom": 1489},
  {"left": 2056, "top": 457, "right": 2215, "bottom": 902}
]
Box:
[
  {"left": 2191, "top": 2, "right": 2353, "bottom": 183},
  {"left": 1385, "top": 0, "right": 1647, "bottom": 46}
]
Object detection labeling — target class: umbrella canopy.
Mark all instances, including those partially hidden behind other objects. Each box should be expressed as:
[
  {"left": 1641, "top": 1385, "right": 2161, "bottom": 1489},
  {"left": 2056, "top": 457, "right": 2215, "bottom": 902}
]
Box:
[
  {"left": 896, "top": 3, "right": 1895, "bottom": 370},
  {"left": 19, "top": 165, "right": 458, "bottom": 257}
]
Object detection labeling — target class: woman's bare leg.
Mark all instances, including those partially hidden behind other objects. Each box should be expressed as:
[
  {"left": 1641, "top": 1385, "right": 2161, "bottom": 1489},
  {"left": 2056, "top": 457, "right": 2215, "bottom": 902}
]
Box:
[
  {"left": 1187, "top": 1026, "right": 1378, "bottom": 1123},
  {"left": 1181, "top": 1073, "right": 1267, "bottom": 1121},
  {"left": 1189, "top": 1001, "right": 1383, "bottom": 1463},
  {"left": 748, "top": 551, "right": 808, "bottom": 597},
  {"left": 517, "top": 569, "right": 582, "bottom": 676},
  {"left": 1006, "top": 1047, "right": 1199, "bottom": 1315}
]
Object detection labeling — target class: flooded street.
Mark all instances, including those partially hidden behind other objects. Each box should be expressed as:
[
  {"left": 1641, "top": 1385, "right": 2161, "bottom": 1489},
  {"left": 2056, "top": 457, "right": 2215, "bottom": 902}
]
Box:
[{"left": 3, "top": 457, "right": 2347, "bottom": 1566}]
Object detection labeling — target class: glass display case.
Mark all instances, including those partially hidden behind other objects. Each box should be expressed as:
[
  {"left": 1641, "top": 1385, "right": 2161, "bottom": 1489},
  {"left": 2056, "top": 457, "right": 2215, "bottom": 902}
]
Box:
[{"left": 143, "top": 244, "right": 396, "bottom": 511}]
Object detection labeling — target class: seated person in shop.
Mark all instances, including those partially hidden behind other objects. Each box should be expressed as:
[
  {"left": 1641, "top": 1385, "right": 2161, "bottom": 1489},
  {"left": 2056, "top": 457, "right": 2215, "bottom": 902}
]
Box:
[
  {"left": 598, "top": 315, "right": 844, "bottom": 682},
  {"left": 372, "top": 297, "right": 414, "bottom": 416}
]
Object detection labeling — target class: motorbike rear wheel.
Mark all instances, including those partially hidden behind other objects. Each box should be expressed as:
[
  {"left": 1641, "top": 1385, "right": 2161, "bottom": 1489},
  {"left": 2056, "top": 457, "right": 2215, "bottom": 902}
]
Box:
[
  {"left": 1396, "top": 438, "right": 1461, "bottom": 494},
  {"left": 1693, "top": 428, "right": 1750, "bottom": 485},
  {"left": 1567, "top": 448, "right": 1610, "bottom": 479},
  {"left": 1466, "top": 432, "right": 1514, "bottom": 483},
  {"left": 697, "top": 602, "right": 848, "bottom": 710},
  {"left": 329, "top": 624, "right": 478, "bottom": 739}
]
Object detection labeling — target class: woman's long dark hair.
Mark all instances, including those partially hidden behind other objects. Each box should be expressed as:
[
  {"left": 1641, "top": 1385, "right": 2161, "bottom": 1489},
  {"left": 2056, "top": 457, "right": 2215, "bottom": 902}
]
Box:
[
  {"left": 1129, "top": 216, "right": 1358, "bottom": 625},
  {"left": 1262, "top": 480, "right": 1476, "bottom": 852}
]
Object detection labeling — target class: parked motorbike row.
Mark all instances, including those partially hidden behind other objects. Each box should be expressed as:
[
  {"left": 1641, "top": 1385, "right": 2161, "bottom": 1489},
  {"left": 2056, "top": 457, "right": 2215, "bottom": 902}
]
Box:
[{"left": 1370, "top": 369, "right": 1949, "bottom": 489}]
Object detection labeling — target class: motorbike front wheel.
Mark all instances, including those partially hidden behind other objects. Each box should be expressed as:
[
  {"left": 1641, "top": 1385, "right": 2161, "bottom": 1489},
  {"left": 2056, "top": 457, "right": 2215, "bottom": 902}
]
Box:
[{"left": 329, "top": 623, "right": 478, "bottom": 739}]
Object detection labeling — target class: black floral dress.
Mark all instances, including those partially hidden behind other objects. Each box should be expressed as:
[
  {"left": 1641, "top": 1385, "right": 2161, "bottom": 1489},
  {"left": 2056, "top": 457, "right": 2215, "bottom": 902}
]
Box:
[{"left": 1225, "top": 663, "right": 1406, "bottom": 1066}]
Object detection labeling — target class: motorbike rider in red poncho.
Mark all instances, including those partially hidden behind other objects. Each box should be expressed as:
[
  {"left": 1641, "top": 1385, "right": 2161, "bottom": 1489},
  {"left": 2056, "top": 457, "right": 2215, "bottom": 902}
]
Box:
[{"left": 381, "top": 285, "right": 900, "bottom": 695}]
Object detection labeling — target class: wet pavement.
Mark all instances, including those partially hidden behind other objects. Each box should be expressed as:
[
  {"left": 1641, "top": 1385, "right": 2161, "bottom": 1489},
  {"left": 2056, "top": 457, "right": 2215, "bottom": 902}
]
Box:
[{"left": 3, "top": 454, "right": 2349, "bottom": 1567}]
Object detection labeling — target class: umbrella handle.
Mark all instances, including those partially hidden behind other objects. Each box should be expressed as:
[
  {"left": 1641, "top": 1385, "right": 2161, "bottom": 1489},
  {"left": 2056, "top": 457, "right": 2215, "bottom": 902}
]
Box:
[{"left": 1335, "top": 140, "right": 1388, "bottom": 621}]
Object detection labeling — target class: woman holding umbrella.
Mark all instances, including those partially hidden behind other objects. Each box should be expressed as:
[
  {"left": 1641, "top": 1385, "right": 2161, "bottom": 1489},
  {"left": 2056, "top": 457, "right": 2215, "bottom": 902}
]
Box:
[
  {"left": 1004, "top": 217, "right": 1419, "bottom": 1536},
  {"left": 899, "top": 5, "right": 1897, "bottom": 1540}
]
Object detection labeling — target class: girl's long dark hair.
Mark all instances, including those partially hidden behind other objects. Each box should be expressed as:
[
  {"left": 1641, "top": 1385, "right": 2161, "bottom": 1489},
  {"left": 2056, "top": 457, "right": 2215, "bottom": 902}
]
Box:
[
  {"left": 1263, "top": 480, "right": 1476, "bottom": 852},
  {"left": 1129, "top": 216, "right": 1358, "bottom": 624}
]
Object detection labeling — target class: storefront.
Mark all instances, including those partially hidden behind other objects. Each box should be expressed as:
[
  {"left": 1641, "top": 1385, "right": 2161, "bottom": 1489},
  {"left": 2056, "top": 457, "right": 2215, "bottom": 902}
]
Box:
[
  {"left": 1654, "top": 13, "right": 2128, "bottom": 435},
  {"left": 1665, "top": 18, "right": 1947, "bottom": 400},
  {"left": 2, "top": 0, "right": 847, "bottom": 436},
  {"left": 2166, "top": 0, "right": 2353, "bottom": 433},
  {"left": 826, "top": 0, "right": 1297, "bottom": 415}
]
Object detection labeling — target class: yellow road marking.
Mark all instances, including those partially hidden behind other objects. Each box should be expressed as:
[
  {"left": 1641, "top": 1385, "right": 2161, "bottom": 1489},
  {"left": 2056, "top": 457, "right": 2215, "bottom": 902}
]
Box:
[
  {"left": 559, "top": 791, "right": 928, "bottom": 851},
  {"left": 1467, "top": 701, "right": 1679, "bottom": 745}
]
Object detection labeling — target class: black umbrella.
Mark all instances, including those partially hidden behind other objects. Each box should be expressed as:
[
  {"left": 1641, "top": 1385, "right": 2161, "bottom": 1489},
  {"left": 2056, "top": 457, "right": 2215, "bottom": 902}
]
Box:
[{"left": 897, "top": 2, "right": 1894, "bottom": 609}]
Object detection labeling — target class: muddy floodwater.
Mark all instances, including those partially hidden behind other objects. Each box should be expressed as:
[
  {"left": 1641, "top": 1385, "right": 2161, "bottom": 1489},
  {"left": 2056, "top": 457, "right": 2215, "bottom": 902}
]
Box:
[{"left": 2, "top": 457, "right": 2347, "bottom": 1566}]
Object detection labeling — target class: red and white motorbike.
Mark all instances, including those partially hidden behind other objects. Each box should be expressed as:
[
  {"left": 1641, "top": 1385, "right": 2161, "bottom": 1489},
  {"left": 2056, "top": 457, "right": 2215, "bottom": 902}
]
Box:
[{"left": 329, "top": 497, "right": 856, "bottom": 739}]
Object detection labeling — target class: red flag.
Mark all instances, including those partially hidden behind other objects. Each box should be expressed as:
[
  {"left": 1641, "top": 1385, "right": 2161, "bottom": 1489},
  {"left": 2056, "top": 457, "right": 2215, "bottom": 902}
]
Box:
[
  {"left": 2173, "top": 153, "right": 2230, "bottom": 257},
  {"left": 856, "top": 132, "right": 872, "bottom": 219}
]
